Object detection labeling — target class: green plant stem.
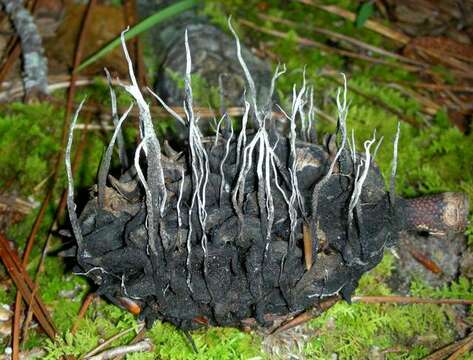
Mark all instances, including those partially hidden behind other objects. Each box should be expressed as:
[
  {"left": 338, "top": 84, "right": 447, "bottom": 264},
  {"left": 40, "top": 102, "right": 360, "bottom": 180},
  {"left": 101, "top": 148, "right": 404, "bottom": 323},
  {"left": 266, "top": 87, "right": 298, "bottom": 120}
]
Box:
[{"left": 76, "top": 0, "right": 197, "bottom": 73}]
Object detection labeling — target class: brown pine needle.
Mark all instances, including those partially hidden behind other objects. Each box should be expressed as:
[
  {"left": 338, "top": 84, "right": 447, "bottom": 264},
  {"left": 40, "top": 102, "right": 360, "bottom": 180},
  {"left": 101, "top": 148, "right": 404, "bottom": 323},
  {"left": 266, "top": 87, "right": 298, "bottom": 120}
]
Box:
[
  {"left": 257, "top": 13, "right": 423, "bottom": 67},
  {"left": 0, "top": 0, "right": 41, "bottom": 92},
  {"left": 271, "top": 296, "right": 339, "bottom": 334},
  {"left": 81, "top": 323, "right": 145, "bottom": 359},
  {"left": 408, "top": 82, "right": 473, "bottom": 93},
  {"left": 447, "top": 334, "right": 473, "bottom": 360},
  {"left": 294, "top": 0, "right": 410, "bottom": 45},
  {"left": 424, "top": 334, "right": 473, "bottom": 360},
  {"left": 71, "top": 292, "right": 97, "bottom": 335},
  {"left": 352, "top": 296, "right": 473, "bottom": 306},
  {"left": 12, "top": 189, "right": 53, "bottom": 360},
  {"left": 239, "top": 19, "right": 420, "bottom": 73},
  {"left": 112, "top": 326, "right": 147, "bottom": 360},
  {"left": 322, "top": 72, "right": 421, "bottom": 127}
]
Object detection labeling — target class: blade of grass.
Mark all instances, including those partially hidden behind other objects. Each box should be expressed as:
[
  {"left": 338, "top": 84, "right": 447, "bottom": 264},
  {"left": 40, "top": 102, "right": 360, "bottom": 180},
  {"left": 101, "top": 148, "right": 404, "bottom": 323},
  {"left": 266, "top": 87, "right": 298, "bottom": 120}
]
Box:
[{"left": 76, "top": 0, "right": 197, "bottom": 73}]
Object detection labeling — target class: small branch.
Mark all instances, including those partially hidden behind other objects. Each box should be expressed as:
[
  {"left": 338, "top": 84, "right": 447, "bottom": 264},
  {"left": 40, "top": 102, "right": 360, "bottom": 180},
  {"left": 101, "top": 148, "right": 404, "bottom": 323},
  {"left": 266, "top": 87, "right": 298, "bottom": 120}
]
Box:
[
  {"left": 257, "top": 13, "right": 423, "bottom": 67},
  {"left": 112, "top": 326, "right": 147, "bottom": 360},
  {"left": 404, "top": 82, "right": 473, "bottom": 93},
  {"left": 447, "top": 335, "right": 473, "bottom": 360},
  {"left": 0, "top": 0, "right": 48, "bottom": 98},
  {"left": 0, "top": 234, "right": 56, "bottom": 339}
]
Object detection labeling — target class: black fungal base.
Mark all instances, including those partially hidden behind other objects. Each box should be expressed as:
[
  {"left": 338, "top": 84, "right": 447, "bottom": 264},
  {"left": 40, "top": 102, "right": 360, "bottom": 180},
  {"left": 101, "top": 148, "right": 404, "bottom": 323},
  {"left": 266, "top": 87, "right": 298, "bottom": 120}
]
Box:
[
  {"left": 75, "top": 134, "right": 395, "bottom": 330},
  {"left": 67, "top": 26, "right": 402, "bottom": 332}
]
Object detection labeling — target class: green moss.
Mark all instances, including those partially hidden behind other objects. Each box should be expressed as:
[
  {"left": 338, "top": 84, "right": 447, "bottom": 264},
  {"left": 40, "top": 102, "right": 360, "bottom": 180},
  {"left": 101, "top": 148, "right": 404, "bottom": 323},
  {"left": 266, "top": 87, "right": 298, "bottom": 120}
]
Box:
[
  {"left": 44, "top": 300, "right": 264, "bottom": 359},
  {"left": 0, "top": 102, "right": 62, "bottom": 194},
  {"left": 165, "top": 68, "right": 221, "bottom": 109}
]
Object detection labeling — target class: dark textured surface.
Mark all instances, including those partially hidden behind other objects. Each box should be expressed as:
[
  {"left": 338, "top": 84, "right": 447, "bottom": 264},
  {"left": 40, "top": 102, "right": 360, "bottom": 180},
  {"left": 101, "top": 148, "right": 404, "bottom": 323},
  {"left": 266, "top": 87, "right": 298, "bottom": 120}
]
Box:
[
  {"left": 68, "top": 12, "right": 470, "bottom": 330},
  {"left": 74, "top": 132, "right": 396, "bottom": 330},
  {"left": 137, "top": 0, "right": 274, "bottom": 107}
]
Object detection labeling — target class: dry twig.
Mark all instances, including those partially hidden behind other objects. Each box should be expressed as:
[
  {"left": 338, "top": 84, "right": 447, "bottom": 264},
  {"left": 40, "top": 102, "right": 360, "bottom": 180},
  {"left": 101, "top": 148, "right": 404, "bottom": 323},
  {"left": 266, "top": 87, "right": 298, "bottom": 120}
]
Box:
[
  {"left": 81, "top": 323, "right": 145, "bottom": 359},
  {"left": 294, "top": 0, "right": 410, "bottom": 45}
]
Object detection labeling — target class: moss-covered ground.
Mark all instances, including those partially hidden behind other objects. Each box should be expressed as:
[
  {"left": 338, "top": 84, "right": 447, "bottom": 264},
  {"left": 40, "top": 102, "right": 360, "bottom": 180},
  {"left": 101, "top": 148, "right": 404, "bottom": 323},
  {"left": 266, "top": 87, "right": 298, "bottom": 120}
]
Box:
[{"left": 1, "top": 0, "right": 473, "bottom": 358}]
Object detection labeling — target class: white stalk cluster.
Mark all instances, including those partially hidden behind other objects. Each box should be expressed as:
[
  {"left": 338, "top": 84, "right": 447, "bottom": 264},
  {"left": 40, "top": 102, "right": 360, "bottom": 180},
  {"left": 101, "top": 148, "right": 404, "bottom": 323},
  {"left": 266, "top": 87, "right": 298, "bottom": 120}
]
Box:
[
  {"left": 65, "top": 22, "right": 402, "bottom": 298},
  {"left": 348, "top": 131, "right": 378, "bottom": 223},
  {"left": 229, "top": 19, "right": 276, "bottom": 252}
]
